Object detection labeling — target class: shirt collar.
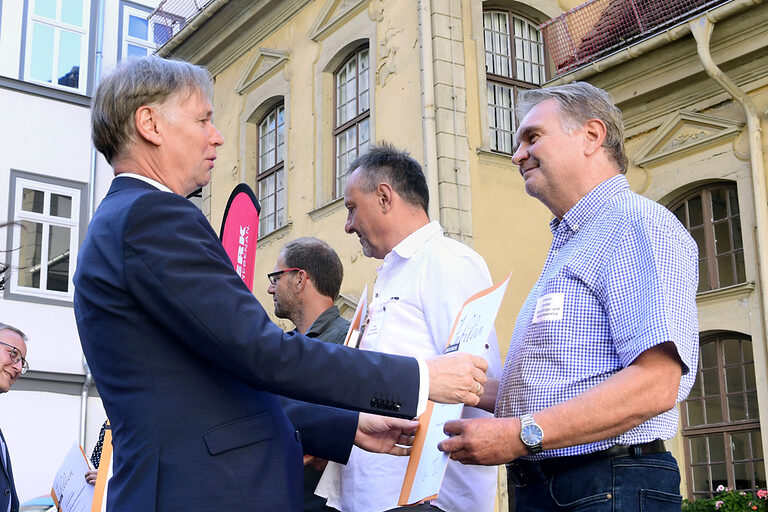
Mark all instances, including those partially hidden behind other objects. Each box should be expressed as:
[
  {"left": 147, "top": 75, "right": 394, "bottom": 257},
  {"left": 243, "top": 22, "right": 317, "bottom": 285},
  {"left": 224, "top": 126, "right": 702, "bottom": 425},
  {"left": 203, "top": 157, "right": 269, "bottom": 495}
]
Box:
[
  {"left": 115, "top": 173, "right": 174, "bottom": 194},
  {"left": 305, "top": 306, "right": 341, "bottom": 337},
  {"left": 389, "top": 221, "right": 442, "bottom": 260},
  {"left": 550, "top": 174, "right": 628, "bottom": 235}
]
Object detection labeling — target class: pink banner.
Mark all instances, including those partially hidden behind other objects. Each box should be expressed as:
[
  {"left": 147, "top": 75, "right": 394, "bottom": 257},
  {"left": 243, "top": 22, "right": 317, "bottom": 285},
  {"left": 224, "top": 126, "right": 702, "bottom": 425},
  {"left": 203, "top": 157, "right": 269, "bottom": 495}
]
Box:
[{"left": 220, "top": 183, "right": 261, "bottom": 291}]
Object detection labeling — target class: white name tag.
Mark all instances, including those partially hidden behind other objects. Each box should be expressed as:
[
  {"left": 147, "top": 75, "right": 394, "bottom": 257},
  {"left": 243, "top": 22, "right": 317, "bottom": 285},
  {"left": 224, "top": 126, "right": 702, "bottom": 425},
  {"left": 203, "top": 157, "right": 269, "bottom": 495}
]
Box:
[{"left": 533, "top": 292, "right": 564, "bottom": 323}]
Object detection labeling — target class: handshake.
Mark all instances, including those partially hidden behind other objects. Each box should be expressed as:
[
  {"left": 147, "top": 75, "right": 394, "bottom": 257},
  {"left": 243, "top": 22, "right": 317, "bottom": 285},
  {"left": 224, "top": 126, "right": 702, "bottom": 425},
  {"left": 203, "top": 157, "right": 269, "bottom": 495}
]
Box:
[{"left": 354, "top": 352, "right": 489, "bottom": 456}]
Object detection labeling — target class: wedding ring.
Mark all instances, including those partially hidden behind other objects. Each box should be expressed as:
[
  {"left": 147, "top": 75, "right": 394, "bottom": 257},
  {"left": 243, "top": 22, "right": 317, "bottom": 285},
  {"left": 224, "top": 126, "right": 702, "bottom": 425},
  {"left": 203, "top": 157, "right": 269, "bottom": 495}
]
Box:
[{"left": 474, "top": 382, "right": 482, "bottom": 395}]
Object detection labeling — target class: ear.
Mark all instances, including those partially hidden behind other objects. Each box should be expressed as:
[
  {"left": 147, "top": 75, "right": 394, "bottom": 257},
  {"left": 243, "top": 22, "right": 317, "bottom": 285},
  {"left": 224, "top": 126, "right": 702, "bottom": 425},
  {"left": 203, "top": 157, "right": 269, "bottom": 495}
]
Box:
[
  {"left": 582, "top": 118, "right": 607, "bottom": 156},
  {"left": 294, "top": 269, "right": 308, "bottom": 292},
  {"left": 376, "top": 182, "right": 394, "bottom": 213},
  {"left": 134, "top": 105, "right": 162, "bottom": 146}
]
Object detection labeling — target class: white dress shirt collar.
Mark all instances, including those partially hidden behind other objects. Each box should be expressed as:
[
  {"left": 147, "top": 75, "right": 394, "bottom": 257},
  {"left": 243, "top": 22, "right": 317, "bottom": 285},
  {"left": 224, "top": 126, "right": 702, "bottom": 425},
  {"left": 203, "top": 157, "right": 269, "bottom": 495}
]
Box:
[
  {"left": 388, "top": 220, "right": 443, "bottom": 261},
  {"left": 115, "top": 173, "right": 174, "bottom": 194}
]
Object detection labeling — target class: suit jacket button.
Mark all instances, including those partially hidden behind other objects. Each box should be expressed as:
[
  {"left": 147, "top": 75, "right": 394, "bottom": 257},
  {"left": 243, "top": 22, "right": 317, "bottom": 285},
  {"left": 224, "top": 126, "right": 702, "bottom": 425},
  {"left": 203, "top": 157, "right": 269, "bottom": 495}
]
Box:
[
  {"left": 371, "top": 398, "right": 379, "bottom": 407},
  {"left": 4, "top": 489, "right": 9, "bottom": 495},
  {"left": 394, "top": 402, "right": 401, "bottom": 411},
  {"left": 294, "top": 430, "right": 302, "bottom": 443}
]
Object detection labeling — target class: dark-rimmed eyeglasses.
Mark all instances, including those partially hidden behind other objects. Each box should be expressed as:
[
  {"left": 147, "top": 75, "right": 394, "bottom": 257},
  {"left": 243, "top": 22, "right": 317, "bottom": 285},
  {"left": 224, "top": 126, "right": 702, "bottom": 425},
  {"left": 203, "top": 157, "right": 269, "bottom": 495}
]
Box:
[
  {"left": 267, "top": 268, "right": 301, "bottom": 286},
  {"left": 0, "top": 341, "right": 28, "bottom": 374}
]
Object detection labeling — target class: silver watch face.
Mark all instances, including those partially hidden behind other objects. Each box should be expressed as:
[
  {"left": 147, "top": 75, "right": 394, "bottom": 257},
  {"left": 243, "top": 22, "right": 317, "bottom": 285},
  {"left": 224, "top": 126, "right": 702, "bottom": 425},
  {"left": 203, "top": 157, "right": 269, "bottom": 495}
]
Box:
[{"left": 521, "top": 424, "right": 543, "bottom": 446}]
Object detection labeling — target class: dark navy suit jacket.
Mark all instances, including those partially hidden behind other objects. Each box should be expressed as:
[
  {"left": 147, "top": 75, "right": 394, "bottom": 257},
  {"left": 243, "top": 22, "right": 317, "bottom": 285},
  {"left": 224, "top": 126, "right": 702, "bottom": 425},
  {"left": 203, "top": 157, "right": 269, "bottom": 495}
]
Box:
[
  {"left": 0, "top": 428, "right": 18, "bottom": 512},
  {"left": 74, "top": 177, "right": 419, "bottom": 511}
]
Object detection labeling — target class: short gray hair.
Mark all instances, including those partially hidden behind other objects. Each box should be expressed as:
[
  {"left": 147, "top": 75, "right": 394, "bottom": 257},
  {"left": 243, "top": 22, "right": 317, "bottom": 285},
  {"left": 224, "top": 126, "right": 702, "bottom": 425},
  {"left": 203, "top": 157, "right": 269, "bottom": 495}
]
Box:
[
  {"left": 91, "top": 56, "right": 214, "bottom": 165},
  {"left": 517, "top": 82, "right": 627, "bottom": 174},
  {"left": 0, "top": 322, "right": 27, "bottom": 342}
]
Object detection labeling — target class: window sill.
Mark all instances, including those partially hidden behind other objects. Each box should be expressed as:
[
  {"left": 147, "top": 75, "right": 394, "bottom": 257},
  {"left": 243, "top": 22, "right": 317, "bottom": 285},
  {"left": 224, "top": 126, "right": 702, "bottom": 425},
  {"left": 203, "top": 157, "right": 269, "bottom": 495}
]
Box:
[
  {"left": 308, "top": 196, "right": 345, "bottom": 221},
  {"left": 0, "top": 76, "right": 90, "bottom": 107},
  {"left": 696, "top": 281, "right": 755, "bottom": 305},
  {"left": 257, "top": 221, "right": 293, "bottom": 245},
  {"left": 476, "top": 146, "right": 515, "bottom": 167}
]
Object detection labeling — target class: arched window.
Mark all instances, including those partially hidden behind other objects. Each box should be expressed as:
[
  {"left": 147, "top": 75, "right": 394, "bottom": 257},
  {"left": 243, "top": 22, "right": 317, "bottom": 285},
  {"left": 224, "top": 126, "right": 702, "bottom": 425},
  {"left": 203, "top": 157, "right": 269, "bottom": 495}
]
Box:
[
  {"left": 257, "top": 103, "right": 285, "bottom": 236},
  {"left": 682, "top": 334, "right": 764, "bottom": 498},
  {"left": 670, "top": 184, "right": 745, "bottom": 292},
  {"left": 333, "top": 45, "right": 370, "bottom": 197},
  {"left": 483, "top": 9, "right": 546, "bottom": 153}
]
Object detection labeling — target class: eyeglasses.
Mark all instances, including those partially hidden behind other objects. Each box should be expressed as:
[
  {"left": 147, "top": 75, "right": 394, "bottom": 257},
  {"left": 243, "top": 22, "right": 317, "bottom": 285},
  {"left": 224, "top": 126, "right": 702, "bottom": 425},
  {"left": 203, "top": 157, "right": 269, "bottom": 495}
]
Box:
[
  {"left": 267, "top": 268, "right": 301, "bottom": 286},
  {"left": 0, "top": 341, "right": 28, "bottom": 374}
]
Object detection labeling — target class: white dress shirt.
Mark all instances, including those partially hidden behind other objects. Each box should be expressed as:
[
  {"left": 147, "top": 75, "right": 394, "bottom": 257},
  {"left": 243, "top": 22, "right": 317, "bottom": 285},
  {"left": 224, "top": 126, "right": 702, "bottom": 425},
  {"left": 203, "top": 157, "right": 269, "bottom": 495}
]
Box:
[{"left": 321, "top": 221, "right": 501, "bottom": 512}]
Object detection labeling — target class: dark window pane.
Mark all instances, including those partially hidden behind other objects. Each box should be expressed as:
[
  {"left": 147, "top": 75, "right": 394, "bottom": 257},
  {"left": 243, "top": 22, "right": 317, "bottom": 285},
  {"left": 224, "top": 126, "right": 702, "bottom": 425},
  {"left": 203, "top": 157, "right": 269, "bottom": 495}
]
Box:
[
  {"left": 729, "top": 187, "right": 740, "bottom": 215},
  {"left": 735, "top": 252, "right": 746, "bottom": 284},
  {"left": 726, "top": 367, "right": 743, "bottom": 393},
  {"left": 689, "top": 195, "right": 704, "bottom": 226},
  {"left": 732, "top": 219, "right": 743, "bottom": 250},
  {"left": 709, "top": 434, "right": 725, "bottom": 463},
  {"left": 747, "top": 392, "right": 759, "bottom": 419},
  {"left": 687, "top": 400, "right": 704, "bottom": 426},
  {"left": 702, "top": 341, "right": 717, "bottom": 369},
  {"left": 756, "top": 460, "right": 766, "bottom": 489},
  {"left": 745, "top": 363, "right": 756, "bottom": 389},
  {"left": 732, "top": 432, "right": 751, "bottom": 460},
  {"left": 689, "top": 378, "right": 702, "bottom": 398},
  {"left": 703, "top": 369, "right": 719, "bottom": 396},
  {"left": 714, "top": 221, "right": 732, "bottom": 254},
  {"left": 724, "top": 339, "right": 741, "bottom": 365},
  {"left": 711, "top": 188, "right": 728, "bottom": 221},
  {"left": 50, "top": 194, "right": 72, "bottom": 218},
  {"left": 711, "top": 463, "right": 728, "bottom": 489},
  {"left": 22, "top": 188, "right": 44, "bottom": 213},
  {"left": 705, "top": 397, "right": 723, "bottom": 424},
  {"left": 691, "top": 227, "right": 706, "bottom": 255},
  {"left": 717, "top": 254, "right": 734, "bottom": 287},
  {"left": 692, "top": 465, "right": 711, "bottom": 493},
  {"left": 733, "top": 462, "right": 752, "bottom": 490},
  {"left": 690, "top": 437, "right": 707, "bottom": 464},
  {"left": 699, "top": 261, "right": 710, "bottom": 293},
  {"left": 751, "top": 431, "right": 763, "bottom": 460},
  {"left": 743, "top": 340, "right": 754, "bottom": 363},
  {"left": 728, "top": 395, "right": 746, "bottom": 421},
  {"left": 673, "top": 205, "right": 686, "bottom": 226}
]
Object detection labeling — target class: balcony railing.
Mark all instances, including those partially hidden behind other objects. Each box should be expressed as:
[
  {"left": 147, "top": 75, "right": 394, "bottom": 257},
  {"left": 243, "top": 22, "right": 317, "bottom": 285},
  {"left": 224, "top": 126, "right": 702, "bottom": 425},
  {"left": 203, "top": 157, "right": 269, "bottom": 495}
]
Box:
[
  {"left": 541, "top": 0, "right": 730, "bottom": 76},
  {"left": 147, "top": 0, "right": 216, "bottom": 46}
]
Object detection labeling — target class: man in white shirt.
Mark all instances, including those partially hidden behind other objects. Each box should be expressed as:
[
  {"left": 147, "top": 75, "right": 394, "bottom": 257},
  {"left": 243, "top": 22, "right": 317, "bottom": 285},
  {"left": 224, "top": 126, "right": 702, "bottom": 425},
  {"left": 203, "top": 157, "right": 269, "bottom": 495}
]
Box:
[{"left": 331, "top": 144, "right": 501, "bottom": 512}]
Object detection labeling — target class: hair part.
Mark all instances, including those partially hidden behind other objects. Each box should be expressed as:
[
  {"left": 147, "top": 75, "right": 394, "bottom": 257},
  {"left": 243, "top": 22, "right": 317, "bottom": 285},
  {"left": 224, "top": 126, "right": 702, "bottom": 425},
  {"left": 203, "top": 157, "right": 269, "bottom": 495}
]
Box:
[
  {"left": 0, "top": 322, "right": 28, "bottom": 343},
  {"left": 280, "top": 237, "right": 344, "bottom": 300},
  {"left": 517, "top": 82, "right": 628, "bottom": 174},
  {"left": 347, "top": 143, "right": 430, "bottom": 213},
  {"left": 91, "top": 56, "right": 214, "bottom": 165}
]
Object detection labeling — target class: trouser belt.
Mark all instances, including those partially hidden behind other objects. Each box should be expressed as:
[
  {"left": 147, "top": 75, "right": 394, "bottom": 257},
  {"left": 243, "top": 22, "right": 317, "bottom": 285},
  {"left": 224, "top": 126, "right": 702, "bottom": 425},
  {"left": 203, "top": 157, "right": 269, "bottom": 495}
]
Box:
[{"left": 506, "top": 439, "right": 667, "bottom": 488}]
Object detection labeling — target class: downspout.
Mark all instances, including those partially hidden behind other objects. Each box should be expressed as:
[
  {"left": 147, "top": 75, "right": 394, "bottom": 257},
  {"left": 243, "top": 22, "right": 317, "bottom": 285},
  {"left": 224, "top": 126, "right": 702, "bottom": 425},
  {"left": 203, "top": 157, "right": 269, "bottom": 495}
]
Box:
[
  {"left": 81, "top": 0, "right": 106, "bottom": 448},
  {"left": 418, "top": 0, "right": 440, "bottom": 222},
  {"left": 689, "top": 12, "right": 768, "bottom": 450}
]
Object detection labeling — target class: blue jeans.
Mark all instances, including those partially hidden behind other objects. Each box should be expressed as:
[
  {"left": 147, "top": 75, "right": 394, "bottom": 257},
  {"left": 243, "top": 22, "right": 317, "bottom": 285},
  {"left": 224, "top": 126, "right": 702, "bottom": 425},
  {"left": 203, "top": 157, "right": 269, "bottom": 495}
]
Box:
[{"left": 511, "top": 452, "right": 683, "bottom": 511}]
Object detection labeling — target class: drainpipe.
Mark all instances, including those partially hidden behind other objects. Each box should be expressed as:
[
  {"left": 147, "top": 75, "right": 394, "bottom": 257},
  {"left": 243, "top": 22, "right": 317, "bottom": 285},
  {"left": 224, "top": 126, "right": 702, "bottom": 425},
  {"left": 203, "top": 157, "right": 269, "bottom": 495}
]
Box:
[
  {"left": 81, "top": 0, "right": 106, "bottom": 448},
  {"left": 418, "top": 0, "right": 440, "bottom": 222},
  {"left": 689, "top": 12, "right": 768, "bottom": 456}
]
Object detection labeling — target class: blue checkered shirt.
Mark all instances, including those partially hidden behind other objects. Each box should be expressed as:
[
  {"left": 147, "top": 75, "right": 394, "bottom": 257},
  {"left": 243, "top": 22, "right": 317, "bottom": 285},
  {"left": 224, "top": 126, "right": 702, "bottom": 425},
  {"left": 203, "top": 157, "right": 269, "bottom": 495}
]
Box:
[{"left": 496, "top": 175, "right": 699, "bottom": 459}]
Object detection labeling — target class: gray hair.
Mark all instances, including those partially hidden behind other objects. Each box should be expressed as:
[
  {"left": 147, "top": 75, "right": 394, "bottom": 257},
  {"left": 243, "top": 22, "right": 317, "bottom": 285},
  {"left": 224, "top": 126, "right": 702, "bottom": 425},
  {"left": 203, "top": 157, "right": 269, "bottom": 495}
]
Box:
[
  {"left": 0, "top": 322, "right": 28, "bottom": 342},
  {"left": 91, "top": 56, "right": 214, "bottom": 165},
  {"left": 517, "top": 82, "right": 627, "bottom": 174},
  {"left": 280, "top": 237, "right": 343, "bottom": 300}
]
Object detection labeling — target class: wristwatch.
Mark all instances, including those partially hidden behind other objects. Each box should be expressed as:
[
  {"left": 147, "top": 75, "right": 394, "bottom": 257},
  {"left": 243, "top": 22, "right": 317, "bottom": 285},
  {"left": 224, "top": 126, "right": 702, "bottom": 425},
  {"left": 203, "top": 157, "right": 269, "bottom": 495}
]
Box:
[{"left": 520, "top": 414, "right": 544, "bottom": 455}]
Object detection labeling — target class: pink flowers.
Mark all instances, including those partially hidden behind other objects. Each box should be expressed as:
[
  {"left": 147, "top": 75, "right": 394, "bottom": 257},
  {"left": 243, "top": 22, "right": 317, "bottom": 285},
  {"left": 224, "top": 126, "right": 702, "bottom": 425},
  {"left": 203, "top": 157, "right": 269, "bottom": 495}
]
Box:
[
  {"left": 715, "top": 500, "right": 724, "bottom": 509},
  {"left": 758, "top": 489, "right": 768, "bottom": 499}
]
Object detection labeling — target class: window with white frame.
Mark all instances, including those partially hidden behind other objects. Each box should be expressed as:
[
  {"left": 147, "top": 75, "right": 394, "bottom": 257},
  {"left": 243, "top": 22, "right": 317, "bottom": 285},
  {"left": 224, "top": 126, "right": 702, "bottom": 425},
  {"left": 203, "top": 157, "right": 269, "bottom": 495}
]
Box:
[
  {"left": 9, "top": 177, "right": 81, "bottom": 300},
  {"left": 257, "top": 103, "right": 286, "bottom": 236},
  {"left": 120, "top": 3, "right": 173, "bottom": 59},
  {"left": 483, "top": 9, "right": 546, "bottom": 154},
  {"left": 333, "top": 46, "right": 370, "bottom": 197},
  {"left": 24, "top": 0, "right": 91, "bottom": 93}
]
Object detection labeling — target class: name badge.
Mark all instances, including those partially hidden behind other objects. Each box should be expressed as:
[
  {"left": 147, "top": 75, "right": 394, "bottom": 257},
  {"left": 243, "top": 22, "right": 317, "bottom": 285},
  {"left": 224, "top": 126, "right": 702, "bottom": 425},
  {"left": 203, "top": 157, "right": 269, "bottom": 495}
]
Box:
[{"left": 532, "top": 292, "right": 564, "bottom": 323}]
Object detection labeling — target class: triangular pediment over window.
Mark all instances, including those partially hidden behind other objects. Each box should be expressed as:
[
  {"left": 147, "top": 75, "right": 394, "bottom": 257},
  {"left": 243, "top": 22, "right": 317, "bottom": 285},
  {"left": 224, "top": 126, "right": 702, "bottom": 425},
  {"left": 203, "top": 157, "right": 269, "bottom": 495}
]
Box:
[
  {"left": 308, "top": 0, "right": 368, "bottom": 41},
  {"left": 635, "top": 111, "right": 743, "bottom": 168},
  {"left": 235, "top": 48, "right": 290, "bottom": 95}
]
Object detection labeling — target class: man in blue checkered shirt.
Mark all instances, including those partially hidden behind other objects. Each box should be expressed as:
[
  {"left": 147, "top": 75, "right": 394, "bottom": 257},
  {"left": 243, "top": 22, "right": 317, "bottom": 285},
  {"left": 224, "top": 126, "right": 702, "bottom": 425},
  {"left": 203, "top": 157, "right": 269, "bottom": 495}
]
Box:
[{"left": 439, "top": 82, "right": 699, "bottom": 511}]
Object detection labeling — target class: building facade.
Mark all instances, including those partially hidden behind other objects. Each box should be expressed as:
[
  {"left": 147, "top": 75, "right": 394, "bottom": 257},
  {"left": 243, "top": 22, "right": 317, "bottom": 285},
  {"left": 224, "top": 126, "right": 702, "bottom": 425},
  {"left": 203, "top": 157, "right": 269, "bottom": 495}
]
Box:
[{"left": 0, "top": 0, "right": 167, "bottom": 502}]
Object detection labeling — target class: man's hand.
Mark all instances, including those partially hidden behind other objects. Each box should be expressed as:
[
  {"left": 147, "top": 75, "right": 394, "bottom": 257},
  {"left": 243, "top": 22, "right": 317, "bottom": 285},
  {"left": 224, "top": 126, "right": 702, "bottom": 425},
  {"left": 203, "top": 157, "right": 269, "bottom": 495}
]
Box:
[
  {"left": 354, "top": 413, "right": 420, "bottom": 456},
  {"left": 438, "top": 417, "right": 522, "bottom": 465},
  {"left": 426, "top": 352, "right": 488, "bottom": 406},
  {"left": 84, "top": 468, "right": 98, "bottom": 485}
]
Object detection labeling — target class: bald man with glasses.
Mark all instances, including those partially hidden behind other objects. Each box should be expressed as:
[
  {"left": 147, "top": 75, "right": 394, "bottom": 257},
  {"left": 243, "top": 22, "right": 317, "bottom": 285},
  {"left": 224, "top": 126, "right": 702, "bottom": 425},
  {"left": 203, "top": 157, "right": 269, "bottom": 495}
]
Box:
[{"left": 0, "top": 322, "right": 28, "bottom": 512}]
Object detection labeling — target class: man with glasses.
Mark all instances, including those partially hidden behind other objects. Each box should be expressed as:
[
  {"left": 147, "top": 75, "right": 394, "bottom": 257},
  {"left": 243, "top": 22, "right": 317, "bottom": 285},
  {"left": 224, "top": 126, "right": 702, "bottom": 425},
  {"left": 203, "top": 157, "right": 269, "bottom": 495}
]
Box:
[
  {"left": 0, "top": 322, "right": 28, "bottom": 512},
  {"left": 268, "top": 237, "right": 350, "bottom": 511}
]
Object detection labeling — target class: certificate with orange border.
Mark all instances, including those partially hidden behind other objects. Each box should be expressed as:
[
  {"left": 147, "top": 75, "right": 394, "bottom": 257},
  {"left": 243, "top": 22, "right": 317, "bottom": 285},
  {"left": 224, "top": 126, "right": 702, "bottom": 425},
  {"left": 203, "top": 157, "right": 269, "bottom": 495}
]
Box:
[
  {"left": 91, "top": 423, "right": 113, "bottom": 512},
  {"left": 51, "top": 443, "right": 95, "bottom": 512},
  {"left": 398, "top": 272, "right": 512, "bottom": 506},
  {"left": 343, "top": 285, "right": 368, "bottom": 348}
]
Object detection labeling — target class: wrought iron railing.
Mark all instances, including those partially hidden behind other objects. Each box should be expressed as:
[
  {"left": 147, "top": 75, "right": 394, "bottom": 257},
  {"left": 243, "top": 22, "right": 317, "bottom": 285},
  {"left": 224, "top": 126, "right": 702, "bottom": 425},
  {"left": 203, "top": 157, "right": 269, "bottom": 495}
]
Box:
[{"left": 147, "top": 0, "right": 216, "bottom": 46}]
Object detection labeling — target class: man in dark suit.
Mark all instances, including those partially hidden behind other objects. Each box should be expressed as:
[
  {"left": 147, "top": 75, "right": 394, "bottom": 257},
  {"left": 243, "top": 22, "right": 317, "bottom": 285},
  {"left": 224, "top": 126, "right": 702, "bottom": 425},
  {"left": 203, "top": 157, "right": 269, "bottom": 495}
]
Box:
[
  {"left": 74, "top": 56, "right": 488, "bottom": 512},
  {"left": 0, "top": 322, "right": 28, "bottom": 512}
]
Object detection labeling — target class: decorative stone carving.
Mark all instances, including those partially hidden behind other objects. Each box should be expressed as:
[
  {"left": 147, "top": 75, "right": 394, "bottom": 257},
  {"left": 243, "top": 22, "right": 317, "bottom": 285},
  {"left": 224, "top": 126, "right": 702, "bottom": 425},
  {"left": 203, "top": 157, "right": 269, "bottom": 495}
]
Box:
[{"left": 235, "top": 48, "right": 290, "bottom": 95}]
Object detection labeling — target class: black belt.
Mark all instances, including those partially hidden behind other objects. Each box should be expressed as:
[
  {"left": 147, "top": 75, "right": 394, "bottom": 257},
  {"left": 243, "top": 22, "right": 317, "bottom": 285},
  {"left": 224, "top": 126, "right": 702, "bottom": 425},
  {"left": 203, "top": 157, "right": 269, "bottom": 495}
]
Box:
[{"left": 506, "top": 439, "right": 667, "bottom": 488}]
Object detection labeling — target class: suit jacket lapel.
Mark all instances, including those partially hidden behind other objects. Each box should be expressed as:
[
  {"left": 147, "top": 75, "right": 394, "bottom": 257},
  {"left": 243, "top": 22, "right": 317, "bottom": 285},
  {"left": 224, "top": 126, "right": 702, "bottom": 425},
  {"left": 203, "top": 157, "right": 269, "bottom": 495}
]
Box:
[{"left": 0, "top": 428, "right": 12, "bottom": 482}]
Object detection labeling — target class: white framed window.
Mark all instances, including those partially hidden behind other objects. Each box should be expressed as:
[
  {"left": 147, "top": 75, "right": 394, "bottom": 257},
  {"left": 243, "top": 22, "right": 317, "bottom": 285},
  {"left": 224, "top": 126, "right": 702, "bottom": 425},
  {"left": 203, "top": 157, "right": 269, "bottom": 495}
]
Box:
[
  {"left": 24, "top": 0, "right": 91, "bottom": 94},
  {"left": 333, "top": 46, "right": 370, "bottom": 197},
  {"left": 9, "top": 177, "right": 81, "bottom": 301},
  {"left": 257, "top": 103, "right": 286, "bottom": 236},
  {"left": 483, "top": 10, "right": 546, "bottom": 154},
  {"left": 120, "top": 3, "right": 173, "bottom": 59}
]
